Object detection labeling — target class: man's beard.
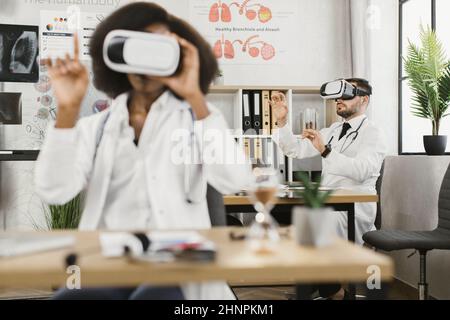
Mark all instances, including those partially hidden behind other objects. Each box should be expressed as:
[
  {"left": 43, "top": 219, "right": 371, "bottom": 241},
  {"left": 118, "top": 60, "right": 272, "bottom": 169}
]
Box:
[{"left": 337, "top": 105, "right": 359, "bottom": 119}]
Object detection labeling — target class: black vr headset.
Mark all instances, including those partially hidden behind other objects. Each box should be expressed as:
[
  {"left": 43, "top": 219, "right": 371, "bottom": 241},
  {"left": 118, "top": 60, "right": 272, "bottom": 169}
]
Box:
[{"left": 320, "top": 78, "right": 372, "bottom": 101}]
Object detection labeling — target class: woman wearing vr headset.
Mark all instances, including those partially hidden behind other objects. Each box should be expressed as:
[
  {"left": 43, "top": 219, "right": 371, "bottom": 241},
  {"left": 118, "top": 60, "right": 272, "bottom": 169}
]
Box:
[
  {"left": 272, "top": 78, "right": 387, "bottom": 299},
  {"left": 34, "top": 2, "right": 252, "bottom": 300}
]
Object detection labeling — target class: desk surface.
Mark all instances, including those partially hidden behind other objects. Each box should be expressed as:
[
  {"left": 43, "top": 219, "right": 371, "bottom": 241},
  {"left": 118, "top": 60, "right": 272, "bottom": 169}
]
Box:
[
  {"left": 0, "top": 228, "right": 393, "bottom": 288},
  {"left": 224, "top": 189, "right": 378, "bottom": 206}
]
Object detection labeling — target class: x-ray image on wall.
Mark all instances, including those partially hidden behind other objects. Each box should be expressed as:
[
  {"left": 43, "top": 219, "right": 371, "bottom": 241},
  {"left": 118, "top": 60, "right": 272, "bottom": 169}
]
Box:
[
  {"left": 0, "top": 92, "right": 22, "bottom": 124},
  {"left": 0, "top": 24, "right": 39, "bottom": 83}
]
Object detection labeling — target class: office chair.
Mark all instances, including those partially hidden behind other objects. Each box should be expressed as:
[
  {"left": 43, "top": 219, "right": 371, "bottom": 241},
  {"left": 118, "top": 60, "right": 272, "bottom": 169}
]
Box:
[
  {"left": 363, "top": 162, "right": 450, "bottom": 300},
  {"left": 206, "top": 184, "right": 227, "bottom": 227},
  {"left": 374, "top": 160, "right": 385, "bottom": 230}
]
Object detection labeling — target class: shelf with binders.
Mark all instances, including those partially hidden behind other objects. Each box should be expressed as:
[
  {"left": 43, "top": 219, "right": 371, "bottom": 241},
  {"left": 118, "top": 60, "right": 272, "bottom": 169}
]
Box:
[{"left": 207, "top": 85, "right": 336, "bottom": 182}]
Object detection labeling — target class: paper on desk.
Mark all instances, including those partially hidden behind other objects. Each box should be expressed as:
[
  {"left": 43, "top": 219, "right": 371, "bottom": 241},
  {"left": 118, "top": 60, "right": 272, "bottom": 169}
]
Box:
[
  {"left": 99, "top": 232, "right": 141, "bottom": 257},
  {"left": 99, "top": 231, "right": 210, "bottom": 258},
  {"left": 0, "top": 234, "right": 75, "bottom": 257}
]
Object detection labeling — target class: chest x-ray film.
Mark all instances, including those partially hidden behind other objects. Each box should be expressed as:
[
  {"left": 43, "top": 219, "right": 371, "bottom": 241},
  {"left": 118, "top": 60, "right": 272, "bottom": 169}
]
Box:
[
  {"left": 0, "top": 92, "right": 22, "bottom": 124},
  {"left": 0, "top": 24, "right": 39, "bottom": 83}
]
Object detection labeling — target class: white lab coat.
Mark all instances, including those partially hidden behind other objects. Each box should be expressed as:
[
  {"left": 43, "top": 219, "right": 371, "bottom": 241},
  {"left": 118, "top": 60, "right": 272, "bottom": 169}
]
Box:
[
  {"left": 34, "top": 91, "right": 253, "bottom": 300},
  {"left": 273, "top": 114, "right": 387, "bottom": 244}
]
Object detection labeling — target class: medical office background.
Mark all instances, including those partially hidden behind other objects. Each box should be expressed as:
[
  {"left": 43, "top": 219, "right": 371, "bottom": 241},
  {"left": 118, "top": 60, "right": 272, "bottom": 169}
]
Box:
[{"left": 0, "top": 0, "right": 449, "bottom": 298}]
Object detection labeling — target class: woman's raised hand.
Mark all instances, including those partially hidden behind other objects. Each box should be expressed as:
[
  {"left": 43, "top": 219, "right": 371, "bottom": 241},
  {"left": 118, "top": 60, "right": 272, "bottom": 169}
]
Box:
[{"left": 44, "top": 34, "right": 89, "bottom": 128}]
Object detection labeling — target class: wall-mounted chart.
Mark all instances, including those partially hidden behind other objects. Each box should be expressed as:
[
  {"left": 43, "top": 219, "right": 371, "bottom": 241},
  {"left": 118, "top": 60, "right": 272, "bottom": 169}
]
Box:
[
  {"left": 189, "top": 0, "right": 299, "bottom": 65},
  {"left": 40, "top": 9, "right": 104, "bottom": 61}
]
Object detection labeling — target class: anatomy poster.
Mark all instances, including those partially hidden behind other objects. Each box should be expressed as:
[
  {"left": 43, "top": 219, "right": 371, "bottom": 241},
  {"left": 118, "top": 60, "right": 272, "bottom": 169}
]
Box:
[{"left": 189, "top": 0, "right": 300, "bottom": 65}]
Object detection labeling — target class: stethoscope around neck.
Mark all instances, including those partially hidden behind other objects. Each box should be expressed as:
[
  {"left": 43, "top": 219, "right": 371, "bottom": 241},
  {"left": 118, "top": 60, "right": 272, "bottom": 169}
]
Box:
[
  {"left": 327, "top": 117, "right": 367, "bottom": 153},
  {"left": 94, "top": 101, "right": 205, "bottom": 205}
]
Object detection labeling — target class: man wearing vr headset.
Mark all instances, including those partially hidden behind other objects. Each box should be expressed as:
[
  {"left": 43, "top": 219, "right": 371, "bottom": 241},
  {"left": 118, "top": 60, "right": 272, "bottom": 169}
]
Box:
[{"left": 272, "top": 78, "right": 387, "bottom": 299}]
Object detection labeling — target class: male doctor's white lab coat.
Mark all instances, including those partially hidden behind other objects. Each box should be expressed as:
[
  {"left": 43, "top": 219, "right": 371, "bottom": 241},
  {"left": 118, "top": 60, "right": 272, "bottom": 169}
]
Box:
[
  {"left": 273, "top": 114, "right": 387, "bottom": 244},
  {"left": 34, "top": 91, "right": 253, "bottom": 300}
]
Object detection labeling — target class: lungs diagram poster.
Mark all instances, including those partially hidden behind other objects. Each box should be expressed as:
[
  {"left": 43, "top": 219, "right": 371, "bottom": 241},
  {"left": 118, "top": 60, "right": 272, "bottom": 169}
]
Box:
[{"left": 189, "top": 0, "right": 300, "bottom": 65}]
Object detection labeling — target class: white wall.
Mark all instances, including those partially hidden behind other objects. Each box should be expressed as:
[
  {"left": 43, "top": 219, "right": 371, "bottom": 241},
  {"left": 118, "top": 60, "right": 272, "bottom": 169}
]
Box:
[{"left": 156, "top": 0, "right": 352, "bottom": 85}]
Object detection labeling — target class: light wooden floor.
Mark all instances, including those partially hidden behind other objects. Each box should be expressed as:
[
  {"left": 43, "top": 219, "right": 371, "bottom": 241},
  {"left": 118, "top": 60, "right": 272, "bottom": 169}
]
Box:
[
  {"left": 0, "top": 288, "right": 54, "bottom": 300},
  {"left": 232, "top": 279, "right": 422, "bottom": 300},
  {"left": 0, "top": 279, "right": 422, "bottom": 300}
]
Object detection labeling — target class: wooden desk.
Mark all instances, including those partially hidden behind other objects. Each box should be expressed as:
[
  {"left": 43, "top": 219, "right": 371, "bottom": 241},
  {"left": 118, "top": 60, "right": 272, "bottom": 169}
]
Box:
[
  {"left": 224, "top": 189, "right": 378, "bottom": 205},
  {"left": 0, "top": 228, "right": 393, "bottom": 298},
  {"left": 224, "top": 189, "right": 379, "bottom": 243}
]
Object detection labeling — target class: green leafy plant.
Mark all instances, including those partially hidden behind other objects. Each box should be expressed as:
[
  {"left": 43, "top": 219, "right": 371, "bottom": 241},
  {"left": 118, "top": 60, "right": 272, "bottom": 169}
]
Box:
[
  {"left": 404, "top": 25, "right": 450, "bottom": 135},
  {"left": 296, "top": 172, "right": 333, "bottom": 208},
  {"left": 33, "top": 194, "right": 83, "bottom": 230}
]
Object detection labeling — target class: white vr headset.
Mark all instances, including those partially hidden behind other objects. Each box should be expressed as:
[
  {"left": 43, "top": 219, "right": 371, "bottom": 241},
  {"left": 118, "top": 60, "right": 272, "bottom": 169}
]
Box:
[
  {"left": 320, "top": 79, "right": 372, "bottom": 100},
  {"left": 103, "top": 30, "right": 181, "bottom": 77}
]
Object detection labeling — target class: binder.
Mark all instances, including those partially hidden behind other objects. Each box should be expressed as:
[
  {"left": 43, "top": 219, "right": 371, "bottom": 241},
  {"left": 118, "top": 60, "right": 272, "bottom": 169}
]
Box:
[
  {"left": 242, "top": 90, "right": 252, "bottom": 134},
  {"left": 254, "top": 138, "right": 262, "bottom": 164},
  {"left": 243, "top": 138, "right": 251, "bottom": 160},
  {"left": 249, "top": 137, "right": 255, "bottom": 165},
  {"left": 262, "top": 90, "right": 271, "bottom": 135},
  {"left": 268, "top": 139, "right": 274, "bottom": 169},
  {"left": 261, "top": 138, "right": 269, "bottom": 166},
  {"left": 272, "top": 140, "right": 278, "bottom": 169},
  {"left": 270, "top": 90, "right": 279, "bottom": 133},
  {"left": 252, "top": 91, "right": 262, "bottom": 134},
  {"left": 273, "top": 143, "right": 287, "bottom": 180}
]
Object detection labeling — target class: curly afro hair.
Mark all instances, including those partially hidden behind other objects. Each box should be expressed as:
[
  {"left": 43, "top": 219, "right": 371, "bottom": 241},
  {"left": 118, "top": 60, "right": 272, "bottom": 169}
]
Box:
[{"left": 89, "top": 2, "right": 218, "bottom": 99}]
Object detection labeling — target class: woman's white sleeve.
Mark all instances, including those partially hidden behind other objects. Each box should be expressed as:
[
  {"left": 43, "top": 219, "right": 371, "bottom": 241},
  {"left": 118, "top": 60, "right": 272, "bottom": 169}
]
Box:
[
  {"left": 272, "top": 125, "right": 320, "bottom": 159},
  {"left": 192, "top": 107, "right": 253, "bottom": 195},
  {"left": 34, "top": 121, "right": 95, "bottom": 205}
]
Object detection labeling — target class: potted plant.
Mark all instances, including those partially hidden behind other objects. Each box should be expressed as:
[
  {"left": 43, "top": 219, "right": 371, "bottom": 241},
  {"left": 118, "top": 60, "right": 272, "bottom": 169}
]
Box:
[
  {"left": 404, "top": 25, "right": 450, "bottom": 155},
  {"left": 32, "top": 193, "right": 83, "bottom": 230},
  {"left": 291, "top": 172, "right": 336, "bottom": 247}
]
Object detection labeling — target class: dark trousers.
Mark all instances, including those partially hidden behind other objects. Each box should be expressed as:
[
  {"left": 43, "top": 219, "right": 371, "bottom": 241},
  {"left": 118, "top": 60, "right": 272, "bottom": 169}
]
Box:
[
  {"left": 316, "top": 284, "right": 342, "bottom": 298},
  {"left": 53, "top": 286, "right": 184, "bottom": 300}
]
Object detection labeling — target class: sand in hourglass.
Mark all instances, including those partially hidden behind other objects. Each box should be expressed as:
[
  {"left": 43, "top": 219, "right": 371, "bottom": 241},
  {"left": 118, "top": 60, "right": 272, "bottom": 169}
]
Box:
[
  {"left": 252, "top": 187, "right": 279, "bottom": 254},
  {"left": 254, "top": 187, "right": 277, "bottom": 206}
]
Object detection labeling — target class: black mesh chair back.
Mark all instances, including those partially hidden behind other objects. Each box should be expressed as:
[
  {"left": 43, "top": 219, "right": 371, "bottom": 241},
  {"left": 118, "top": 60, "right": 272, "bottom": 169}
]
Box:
[
  {"left": 438, "top": 164, "right": 450, "bottom": 231},
  {"left": 374, "top": 160, "right": 385, "bottom": 230},
  {"left": 206, "top": 184, "right": 227, "bottom": 226},
  {"left": 363, "top": 162, "right": 450, "bottom": 300}
]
